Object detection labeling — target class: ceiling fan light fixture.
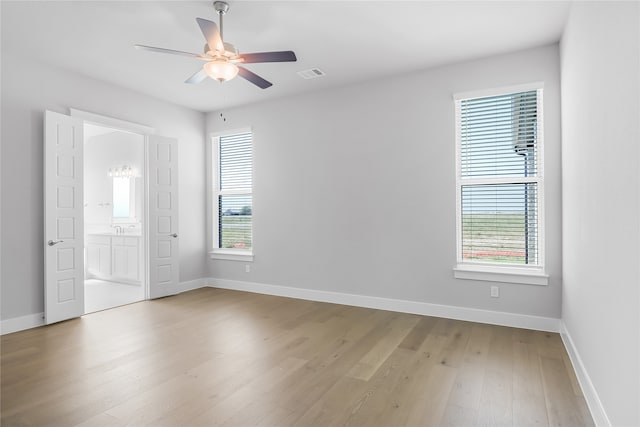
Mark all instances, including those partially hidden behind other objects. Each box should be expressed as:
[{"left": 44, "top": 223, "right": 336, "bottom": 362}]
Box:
[{"left": 204, "top": 60, "right": 238, "bottom": 82}]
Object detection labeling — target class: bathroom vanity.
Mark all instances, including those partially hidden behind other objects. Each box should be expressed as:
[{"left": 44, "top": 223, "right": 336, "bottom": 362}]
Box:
[{"left": 86, "top": 233, "right": 142, "bottom": 285}]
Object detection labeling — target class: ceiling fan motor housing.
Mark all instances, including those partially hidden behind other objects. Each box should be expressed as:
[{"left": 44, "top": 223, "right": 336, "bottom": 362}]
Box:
[{"left": 204, "top": 42, "right": 238, "bottom": 58}]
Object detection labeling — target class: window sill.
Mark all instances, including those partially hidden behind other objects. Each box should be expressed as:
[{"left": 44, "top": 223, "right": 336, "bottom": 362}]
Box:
[
  {"left": 209, "top": 250, "right": 254, "bottom": 262},
  {"left": 453, "top": 264, "right": 548, "bottom": 286}
]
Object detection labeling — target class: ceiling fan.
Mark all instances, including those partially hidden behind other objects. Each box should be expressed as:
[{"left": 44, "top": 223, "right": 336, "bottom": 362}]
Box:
[{"left": 135, "top": 1, "right": 297, "bottom": 89}]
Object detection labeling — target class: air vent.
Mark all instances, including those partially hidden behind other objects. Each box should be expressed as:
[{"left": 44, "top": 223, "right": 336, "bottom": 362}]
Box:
[{"left": 297, "top": 68, "right": 326, "bottom": 79}]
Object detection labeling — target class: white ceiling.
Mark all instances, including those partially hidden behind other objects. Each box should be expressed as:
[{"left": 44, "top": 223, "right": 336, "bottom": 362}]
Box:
[{"left": 2, "top": 1, "right": 571, "bottom": 113}]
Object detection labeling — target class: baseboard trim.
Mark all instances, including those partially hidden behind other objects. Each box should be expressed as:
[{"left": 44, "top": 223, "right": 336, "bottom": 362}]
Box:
[
  {"left": 0, "top": 278, "right": 560, "bottom": 335},
  {"left": 177, "top": 278, "right": 207, "bottom": 294},
  {"left": 207, "top": 278, "right": 560, "bottom": 332},
  {"left": 560, "top": 321, "right": 610, "bottom": 427},
  {"left": 1, "top": 312, "right": 45, "bottom": 335}
]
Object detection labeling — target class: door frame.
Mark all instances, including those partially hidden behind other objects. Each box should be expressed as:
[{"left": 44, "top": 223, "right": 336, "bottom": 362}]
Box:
[{"left": 70, "top": 109, "right": 155, "bottom": 302}]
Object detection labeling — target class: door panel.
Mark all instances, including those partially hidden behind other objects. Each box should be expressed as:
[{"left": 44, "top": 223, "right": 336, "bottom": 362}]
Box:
[
  {"left": 44, "top": 111, "right": 84, "bottom": 324},
  {"left": 148, "top": 135, "right": 179, "bottom": 298}
]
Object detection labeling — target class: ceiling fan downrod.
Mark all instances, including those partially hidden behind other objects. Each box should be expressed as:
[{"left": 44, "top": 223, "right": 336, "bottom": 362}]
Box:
[{"left": 213, "top": 1, "right": 229, "bottom": 40}]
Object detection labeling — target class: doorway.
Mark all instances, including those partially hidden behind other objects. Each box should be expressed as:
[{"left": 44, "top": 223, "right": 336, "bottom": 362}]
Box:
[
  {"left": 83, "top": 124, "right": 146, "bottom": 313},
  {"left": 45, "top": 110, "right": 180, "bottom": 324}
]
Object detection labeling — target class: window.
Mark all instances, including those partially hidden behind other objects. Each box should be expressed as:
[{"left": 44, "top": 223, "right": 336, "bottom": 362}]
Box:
[
  {"left": 211, "top": 130, "right": 253, "bottom": 260},
  {"left": 454, "top": 85, "right": 547, "bottom": 284}
]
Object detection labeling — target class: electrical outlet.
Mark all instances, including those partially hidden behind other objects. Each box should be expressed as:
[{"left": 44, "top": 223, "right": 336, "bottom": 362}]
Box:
[
  {"left": 490, "top": 286, "right": 499, "bottom": 298},
  {"left": 245, "top": 264, "right": 250, "bottom": 273}
]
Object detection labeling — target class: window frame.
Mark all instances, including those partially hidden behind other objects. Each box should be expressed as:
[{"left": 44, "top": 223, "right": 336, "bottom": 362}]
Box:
[
  {"left": 209, "top": 128, "right": 254, "bottom": 262},
  {"left": 453, "top": 83, "right": 548, "bottom": 285}
]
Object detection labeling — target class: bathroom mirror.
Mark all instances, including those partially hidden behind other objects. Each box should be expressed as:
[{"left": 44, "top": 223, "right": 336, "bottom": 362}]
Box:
[{"left": 112, "top": 176, "right": 134, "bottom": 219}]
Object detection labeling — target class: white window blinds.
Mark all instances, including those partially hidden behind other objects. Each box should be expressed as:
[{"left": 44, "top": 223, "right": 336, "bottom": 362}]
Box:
[
  {"left": 456, "top": 89, "right": 542, "bottom": 266},
  {"left": 216, "top": 131, "right": 252, "bottom": 250},
  {"left": 220, "top": 133, "right": 252, "bottom": 191}
]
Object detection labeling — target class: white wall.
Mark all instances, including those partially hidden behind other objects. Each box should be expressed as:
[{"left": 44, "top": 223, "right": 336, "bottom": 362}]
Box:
[
  {"left": 0, "top": 51, "right": 207, "bottom": 321},
  {"left": 560, "top": 2, "right": 640, "bottom": 426},
  {"left": 206, "top": 45, "right": 563, "bottom": 321}
]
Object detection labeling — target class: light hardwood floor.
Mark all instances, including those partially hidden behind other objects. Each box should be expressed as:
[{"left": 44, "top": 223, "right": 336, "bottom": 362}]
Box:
[{"left": 1, "top": 288, "right": 594, "bottom": 426}]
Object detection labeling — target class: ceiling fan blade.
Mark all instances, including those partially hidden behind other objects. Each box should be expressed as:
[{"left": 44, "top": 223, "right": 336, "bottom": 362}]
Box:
[
  {"left": 135, "top": 44, "right": 206, "bottom": 59},
  {"left": 239, "top": 51, "right": 297, "bottom": 64},
  {"left": 237, "top": 66, "right": 272, "bottom": 89},
  {"left": 196, "top": 18, "right": 224, "bottom": 53},
  {"left": 185, "top": 68, "right": 208, "bottom": 84}
]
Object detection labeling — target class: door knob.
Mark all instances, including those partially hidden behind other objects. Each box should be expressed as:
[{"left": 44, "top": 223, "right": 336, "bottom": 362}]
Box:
[
  {"left": 170, "top": 233, "right": 178, "bottom": 238},
  {"left": 47, "top": 239, "right": 64, "bottom": 246}
]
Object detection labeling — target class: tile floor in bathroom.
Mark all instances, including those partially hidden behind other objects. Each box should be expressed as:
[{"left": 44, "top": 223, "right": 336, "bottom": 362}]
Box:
[{"left": 84, "top": 279, "right": 144, "bottom": 314}]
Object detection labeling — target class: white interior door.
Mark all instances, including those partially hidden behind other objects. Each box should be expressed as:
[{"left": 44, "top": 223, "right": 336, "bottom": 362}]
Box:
[
  {"left": 148, "top": 135, "right": 179, "bottom": 298},
  {"left": 44, "top": 111, "right": 85, "bottom": 324}
]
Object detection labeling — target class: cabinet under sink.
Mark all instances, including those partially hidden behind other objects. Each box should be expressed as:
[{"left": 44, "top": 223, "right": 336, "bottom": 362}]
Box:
[{"left": 86, "top": 234, "right": 142, "bottom": 284}]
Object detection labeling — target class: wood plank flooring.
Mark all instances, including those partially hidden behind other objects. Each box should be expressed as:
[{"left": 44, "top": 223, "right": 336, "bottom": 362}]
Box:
[{"left": 1, "top": 288, "right": 594, "bottom": 426}]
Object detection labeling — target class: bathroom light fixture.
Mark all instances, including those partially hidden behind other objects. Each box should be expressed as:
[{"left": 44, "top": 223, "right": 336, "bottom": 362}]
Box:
[
  {"left": 203, "top": 60, "right": 239, "bottom": 82},
  {"left": 108, "top": 165, "right": 136, "bottom": 178}
]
